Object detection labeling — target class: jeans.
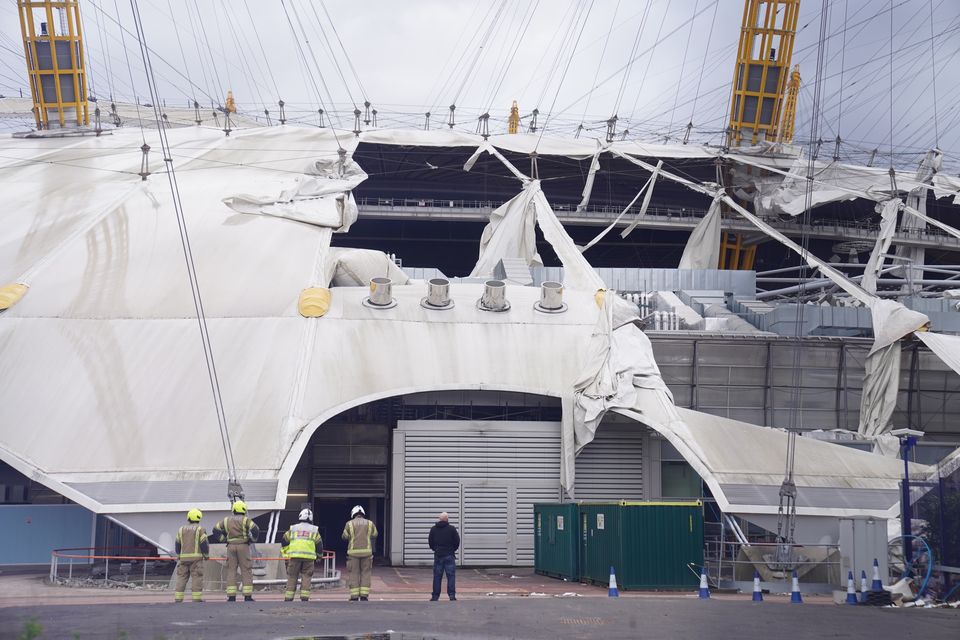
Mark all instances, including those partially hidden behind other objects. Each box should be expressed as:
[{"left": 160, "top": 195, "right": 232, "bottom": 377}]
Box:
[{"left": 432, "top": 554, "right": 456, "bottom": 598}]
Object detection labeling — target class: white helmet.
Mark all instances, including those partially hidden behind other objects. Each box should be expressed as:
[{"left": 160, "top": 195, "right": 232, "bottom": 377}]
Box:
[
  {"left": 298, "top": 508, "right": 313, "bottom": 523},
  {"left": 350, "top": 505, "right": 365, "bottom": 518}
]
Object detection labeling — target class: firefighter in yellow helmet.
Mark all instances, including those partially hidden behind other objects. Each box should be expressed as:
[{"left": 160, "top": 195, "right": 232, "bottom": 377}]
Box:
[
  {"left": 174, "top": 508, "right": 209, "bottom": 603},
  {"left": 342, "top": 505, "right": 378, "bottom": 601},
  {"left": 212, "top": 500, "right": 260, "bottom": 602},
  {"left": 281, "top": 508, "right": 323, "bottom": 602}
]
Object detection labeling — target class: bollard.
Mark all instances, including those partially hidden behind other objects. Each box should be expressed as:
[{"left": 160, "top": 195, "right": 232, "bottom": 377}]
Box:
[
  {"left": 751, "top": 570, "right": 763, "bottom": 602},
  {"left": 860, "top": 570, "right": 869, "bottom": 603},
  {"left": 698, "top": 568, "right": 710, "bottom": 599}
]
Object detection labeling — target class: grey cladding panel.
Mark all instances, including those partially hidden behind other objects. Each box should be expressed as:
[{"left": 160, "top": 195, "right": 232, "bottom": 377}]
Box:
[
  {"left": 67, "top": 479, "right": 278, "bottom": 505},
  {"left": 721, "top": 484, "right": 899, "bottom": 511}
]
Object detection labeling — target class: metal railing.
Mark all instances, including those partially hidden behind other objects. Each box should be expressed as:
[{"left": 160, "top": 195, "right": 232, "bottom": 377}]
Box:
[
  {"left": 703, "top": 541, "right": 842, "bottom": 594},
  {"left": 354, "top": 197, "right": 959, "bottom": 248},
  {"left": 49, "top": 546, "right": 339, "bottom": 589}
]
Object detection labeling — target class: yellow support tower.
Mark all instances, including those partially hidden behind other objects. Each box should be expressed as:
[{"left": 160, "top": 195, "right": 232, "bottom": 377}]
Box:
[
  {"left": 727, "top": 0, "right": 800, "bottom": 147},
  {"left": 508, "top": 100, "right": 520, "bottom": 134},
  {"left": 18, "top": 0, "right": 88, "bottom": 129},
  {"left": 778, "top": 64, "right": 801, "bottom": 144},
  {"left": 719, "top": 232, "right": 758, "bottom": 271}
]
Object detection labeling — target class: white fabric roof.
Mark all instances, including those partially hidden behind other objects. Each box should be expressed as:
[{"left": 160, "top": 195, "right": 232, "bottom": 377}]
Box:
[{"left": 0, "top": 124, "right": 933, "bottom": 533}]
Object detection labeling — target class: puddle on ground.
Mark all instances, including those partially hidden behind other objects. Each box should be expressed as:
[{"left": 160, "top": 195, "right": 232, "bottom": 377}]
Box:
[{"left": 286, "top": 635, "right": 439, "bottom": 640}]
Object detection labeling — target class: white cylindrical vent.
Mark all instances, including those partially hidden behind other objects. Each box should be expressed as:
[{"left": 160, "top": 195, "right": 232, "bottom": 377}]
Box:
[
  {"left": 540, "top": 282, "right": 563, "bottom": 309},
  {"left": 365, "top": 277, "right": 395, "bottom": 308},
  {"left": 479, "top": 279, "right": 510, "bottom": 311},
  {"left": 422, "top": 278, "right": 454, "bottom": 310},
  {"left": 534, "top": 281, "right": 567, "bottom": 313},
  {"left": 427, "top": 278, "right": 450, "bottom": 306}
]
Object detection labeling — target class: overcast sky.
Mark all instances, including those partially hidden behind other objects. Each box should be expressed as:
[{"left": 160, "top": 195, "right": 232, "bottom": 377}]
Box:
[{"left": 1, "top": 0, "right": 957, "bottom": 168}]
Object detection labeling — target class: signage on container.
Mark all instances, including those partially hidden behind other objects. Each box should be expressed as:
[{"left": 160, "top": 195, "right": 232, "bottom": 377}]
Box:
[
  {"left": 556, "top": 515, "right": 564, "bottom": 531},
  {"left": 597, "top": 514, "right": 605, "bottom": 530}
]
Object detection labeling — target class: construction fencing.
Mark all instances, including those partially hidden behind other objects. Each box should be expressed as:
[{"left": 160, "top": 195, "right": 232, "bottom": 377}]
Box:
[{"left": 49, "top": 546, "right": 340, "bottom": 590}]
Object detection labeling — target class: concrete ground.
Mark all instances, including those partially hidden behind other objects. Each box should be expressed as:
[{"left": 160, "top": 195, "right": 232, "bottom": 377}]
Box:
[{"left": 1, "top": 568, "right": 956, "bottom": 639}]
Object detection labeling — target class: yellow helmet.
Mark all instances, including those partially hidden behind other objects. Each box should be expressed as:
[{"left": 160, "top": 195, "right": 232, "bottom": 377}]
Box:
[
  {"left": 187, "top": 508, "right": 203, "bottom": 522},
  {"left": 232, "top": 500, "right": 247, "bottom": 514}
]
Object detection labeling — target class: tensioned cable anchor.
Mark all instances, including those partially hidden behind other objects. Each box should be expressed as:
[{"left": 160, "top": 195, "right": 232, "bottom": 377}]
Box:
[
  {"left": 371, "top": 109, "right": 377, "bottom": 128},
  {"left": 318, "top": 108, "right": 325, "bottom": 128},
  {"left": 353, "top": 108, "right": 362, "bottom": 136},
  {"left": 212, "top": 110, "right": 220, "bottom": 129},
  {"left": 94, "top": 107, "right": 102, "bottom": 136},
  {"left": 477, "top": 113, "right": 490, "bottom": 140},
  {"left": 278, "top": 99, "right": 286, "bottom": 125},
  {"left": 193, "top": 100, "right": 201, "bottom": 126},
  {"left": 263, "top": 108, "right": 271, "bottom": 126},
  {"left": 529, "top": 108, "right": 539, "bottom": 133},
  {"left": 363, "top": 100, "right": 371, "bottom": 125},
  {"left": 605, "top": 114, "right": 617, "bottom": 143},
  {"left": 833, "top": 136, "right": 842, "bottom": 162},
  {"left": 683, "top": 121, "right": 693, "bottom": 145},
  {"left": 138, "top": 143, "right": 151, "bottom": 181},
  {"left": 447, "top": 104, "right": 456, "bottom": 129},
  {"left": 223, "top": 109, "right": 232, "bottom": 137},
  {"left": 424, "top": 112, "right": 431, "bottom": 130}
]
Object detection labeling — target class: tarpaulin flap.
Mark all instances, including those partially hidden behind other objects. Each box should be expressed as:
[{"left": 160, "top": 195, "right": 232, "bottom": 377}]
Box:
[
  {"left": 470, "top": 187, "right": 542, "bottom": 278},
  {"left": 324, "top": 248, "right": 410, "bottom": 288},
  {"left": 915, "top": 331, "right": 960, "bottom": 378},
  {"left": 677, "top": 194, "right": 722, "bottom": 270}
]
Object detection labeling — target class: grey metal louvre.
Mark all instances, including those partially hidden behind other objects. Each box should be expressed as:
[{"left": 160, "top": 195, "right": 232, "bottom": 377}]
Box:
[
  {"left": 312, "top": 465, "right": 387, "bottom": 497},
  {"left": 394, "top": 421, "right": 562, "bottom": 566},
  {"left": 573, "top": 424, "right": 644, "bottom": 501}
]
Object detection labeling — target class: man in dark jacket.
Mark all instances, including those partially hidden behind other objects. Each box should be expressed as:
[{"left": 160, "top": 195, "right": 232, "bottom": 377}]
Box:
[{"left": 428, "top": 512, "right": 460, "bottom": 601}]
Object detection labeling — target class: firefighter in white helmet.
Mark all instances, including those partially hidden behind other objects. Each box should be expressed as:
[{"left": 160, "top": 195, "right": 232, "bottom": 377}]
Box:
[
  {"left": 342, "top": 505, "right": 378, "bottom": 601},
  {"left": 281, "top": 508, "right": 323, "bottom": 602}
]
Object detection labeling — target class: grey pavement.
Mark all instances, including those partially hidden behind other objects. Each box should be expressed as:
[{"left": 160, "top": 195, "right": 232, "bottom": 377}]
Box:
[{"left": 2, "top": 597, "right": 958, "bottom": 640}]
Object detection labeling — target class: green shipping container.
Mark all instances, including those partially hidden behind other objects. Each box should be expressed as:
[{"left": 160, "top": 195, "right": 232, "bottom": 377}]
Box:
[
  {"left": 580, "top": 501, "right": 703, "bottom": 590},
  {"left": 533, "top": 503, "right": 579, "bottom": 580}
]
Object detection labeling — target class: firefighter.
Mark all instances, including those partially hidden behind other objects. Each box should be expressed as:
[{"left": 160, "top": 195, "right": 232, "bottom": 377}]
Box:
[
  {"left": 341, "top": 505, "right": 378, "bottom": 601},
  {"left": 281, "top": 508, "right": 323, "bottom": 602},
  {"left": 174, "top": 508, "right": 209, "bottom": 603},
  {"left": 212, "top": 500, "right": 260, "bottom": 602}
]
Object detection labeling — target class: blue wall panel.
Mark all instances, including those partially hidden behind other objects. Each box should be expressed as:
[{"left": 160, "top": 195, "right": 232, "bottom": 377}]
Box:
[{"left": 0, "top": 505, "right": 95, "bottom": 564}]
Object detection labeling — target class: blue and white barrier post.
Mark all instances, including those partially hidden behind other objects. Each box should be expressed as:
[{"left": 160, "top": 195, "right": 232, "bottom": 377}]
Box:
[
  {"left": 698, "top": 568, "right": 710, "bottom": 599},
  {"left": 608, "top": 566, "right": 619, "bottom": 598},
  {"left": 790, "top": 570, "right": 803, "bottom": 604},
  {"left": 845, "top": 571, "right": 858, "bottom": 605},
  {"left": 751, "top": 570, "right": 763, "bottom": 602}
]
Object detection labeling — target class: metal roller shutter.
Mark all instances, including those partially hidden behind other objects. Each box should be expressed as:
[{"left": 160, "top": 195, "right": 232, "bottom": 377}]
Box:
[
  {"left": 573, "top": 423, "right": 644, "bottom": 501},
  {"left": 394, "top": 421, "right": 562, "bottom": 566}
]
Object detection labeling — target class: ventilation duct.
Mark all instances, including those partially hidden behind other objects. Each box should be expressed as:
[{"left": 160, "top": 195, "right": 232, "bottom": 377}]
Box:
[
  {"left": 478, "top": 280, "right": 510, "bottom": 312},
  {"left": 421, "top": 278, "right": 454, "bottom": 310},
  {"left": 363, "top": 277, "right": 397, "bottom": 309},
  {"left": 534, "top": 281, "right": 566, "bottom": 313}
]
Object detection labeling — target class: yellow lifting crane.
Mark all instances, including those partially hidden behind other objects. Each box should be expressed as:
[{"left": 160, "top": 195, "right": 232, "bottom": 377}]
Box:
[
  {"left": 722, "top": 0, "right": 801, "bottom": 270},
  {"left": 508, "top": 100, "right": 520, "bottom": 134}
]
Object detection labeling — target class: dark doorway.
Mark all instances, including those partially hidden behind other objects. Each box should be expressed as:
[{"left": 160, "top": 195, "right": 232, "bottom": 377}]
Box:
[{"left": 314, "top": 497, "right": 386, "bottom": 560}]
